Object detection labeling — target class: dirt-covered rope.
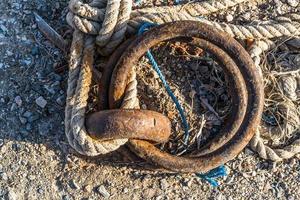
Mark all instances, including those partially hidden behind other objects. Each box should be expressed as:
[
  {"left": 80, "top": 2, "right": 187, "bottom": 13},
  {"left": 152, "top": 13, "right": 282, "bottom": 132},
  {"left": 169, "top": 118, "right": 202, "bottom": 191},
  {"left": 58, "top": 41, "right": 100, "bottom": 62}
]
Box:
[
  {"left": 65, "top": 30, "right": 128, "bottom": 156},
  {"left": 248, "top": 39, "right": 300, "bottom": 161}
]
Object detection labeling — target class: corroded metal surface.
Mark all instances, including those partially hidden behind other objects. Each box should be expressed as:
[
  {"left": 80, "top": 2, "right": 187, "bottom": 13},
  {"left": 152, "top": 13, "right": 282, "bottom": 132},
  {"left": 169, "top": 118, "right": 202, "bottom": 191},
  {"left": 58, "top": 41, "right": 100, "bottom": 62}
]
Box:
[
  {"left": 86, "top": 109, "right": 171, "bottom": 143},
  {"left": 106, "top": 21, "right": 264, "bottom": 173}
]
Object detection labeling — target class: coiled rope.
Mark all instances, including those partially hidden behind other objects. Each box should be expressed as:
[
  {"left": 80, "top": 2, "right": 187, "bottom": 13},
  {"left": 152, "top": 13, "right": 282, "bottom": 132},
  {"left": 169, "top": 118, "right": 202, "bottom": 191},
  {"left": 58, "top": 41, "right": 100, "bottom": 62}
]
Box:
[{"left": 65, "top": 0, "right": 300, "bottom": 161}]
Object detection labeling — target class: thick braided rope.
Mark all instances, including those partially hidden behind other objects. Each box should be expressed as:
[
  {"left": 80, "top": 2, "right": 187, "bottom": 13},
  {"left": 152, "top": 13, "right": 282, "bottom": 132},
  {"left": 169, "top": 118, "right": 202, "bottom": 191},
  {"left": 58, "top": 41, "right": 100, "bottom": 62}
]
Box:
[
  {"left": 248, "top": 40, "right": 300, "bottom": 161},
  {"left": 65, "top": 30, "right": 127, "bottom": 156},
  {"left": 67, "top": 0, "right": 248, "bottom": 52},
  {"left": 68, "top": 0, "right": 300, "bottom": 41},
  {"left": 121, "top": 69, "right": 139, "bottom": 109}
]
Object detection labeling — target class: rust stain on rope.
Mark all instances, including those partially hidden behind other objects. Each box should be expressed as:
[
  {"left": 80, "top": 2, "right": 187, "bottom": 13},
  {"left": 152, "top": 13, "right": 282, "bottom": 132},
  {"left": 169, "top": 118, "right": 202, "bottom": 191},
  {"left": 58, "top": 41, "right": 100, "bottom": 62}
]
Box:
[{"left": 104, "top": 21, "right": 264, "bottom": 173}]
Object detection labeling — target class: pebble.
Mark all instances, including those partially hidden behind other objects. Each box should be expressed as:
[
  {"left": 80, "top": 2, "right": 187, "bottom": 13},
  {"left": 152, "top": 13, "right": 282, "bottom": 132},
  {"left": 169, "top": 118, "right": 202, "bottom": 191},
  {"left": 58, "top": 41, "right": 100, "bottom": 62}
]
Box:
[
  {"left": 286, "top": 0, "right": 299, "bottom": 7},
  {"left": 28, "top": 175, "right": 36, "bottom": 181},
  {"left": 0, "top": 139, "right": 4, "bottom": 147},
  {"left": 28, "top": 114, "right": 39, "bottom": 123},
  {"left": 97, "top": 185, "right": 110, "bottom": 198},
  {"left": 25, "top": 123, "right": 32, "bottom": 131},
  {"left": 62, "top": 195, "right": 71, "bottom": 200},
  {"left": 160, "top": 179, "right": 169, "bottom": 190},
  {"left": 156, "top": 195, "right": 163, "bottom": 200},
  {"left": 22, "top": 59, "right": 31, "bottom": 66},
  {"left": 14, "top": 96, "right": 22, "bottom": 106},
  {"left": 225, "top": 14, "right": 234, "bottom": 22},
  {"left": 6, "top": 50, "right": 13, "bottom": 57},
  {"left": 83, "top": 184, "right": 93, "bottom": 193},
  {"left": 69, "top": 180, "right": 80, "bottom": 190},
  {"left": 23, "top": 111, "right": 33, "bottom": 118},
  {"left": 19, "top": 116, "right": 27, "bottom": 124},
  {"left": 6, "top": 189, "right": 17, "bottom": 200},
  {"left": 37, "top": 188, "right": 44, "bottom": 194},
  {"left": 35, "top": 96, "right": 47, "bottom": 108},
  {"left": 141, "top": 104, "right": 147, "bottom": 109},
  {"left": 56, "top": 95, "right": 65, "bottom": 106},
  {"left": 0, "top": 172, "right": 8, "bottom": 181},
  {"left": 38, "top": 122, "right": 51, "bottom": 136},
  {"left": 10, "top": 103, "right": 17, "bottom": 112},
  {"left": 123, "top": 188, "right": 128, "bottom": 193}
]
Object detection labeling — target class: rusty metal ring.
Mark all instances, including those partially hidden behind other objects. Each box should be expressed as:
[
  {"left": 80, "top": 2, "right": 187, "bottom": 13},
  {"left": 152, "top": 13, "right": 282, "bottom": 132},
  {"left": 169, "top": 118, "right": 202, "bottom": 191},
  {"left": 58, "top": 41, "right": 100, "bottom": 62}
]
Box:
[{"left": 107, "top": 21, "right": 263, "bottom": 173}]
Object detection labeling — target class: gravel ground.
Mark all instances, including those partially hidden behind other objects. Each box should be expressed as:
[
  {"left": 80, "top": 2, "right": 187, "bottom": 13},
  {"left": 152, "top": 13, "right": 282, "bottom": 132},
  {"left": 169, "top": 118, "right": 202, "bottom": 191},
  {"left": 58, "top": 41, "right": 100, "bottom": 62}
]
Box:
[{"left": 0, "top": 0, "right": 300, "bottom": 199}]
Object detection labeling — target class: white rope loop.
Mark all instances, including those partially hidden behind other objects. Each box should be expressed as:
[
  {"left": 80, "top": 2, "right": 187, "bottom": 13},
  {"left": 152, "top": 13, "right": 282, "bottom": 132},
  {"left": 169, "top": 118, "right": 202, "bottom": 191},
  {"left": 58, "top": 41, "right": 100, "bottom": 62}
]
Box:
[
  {"left": 65, "top": 30, "right": 127, "bottom": 156},
  {"left": 248, "top": 40, "right": 300, "bottom": 161}
]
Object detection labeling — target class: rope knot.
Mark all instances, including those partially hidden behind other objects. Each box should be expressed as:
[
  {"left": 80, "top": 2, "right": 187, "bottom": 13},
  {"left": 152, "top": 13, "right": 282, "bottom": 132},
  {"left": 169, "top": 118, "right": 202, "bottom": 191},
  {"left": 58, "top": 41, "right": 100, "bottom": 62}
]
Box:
[{"left": 67, "top": 0, "right": 132, "bottom": 55}]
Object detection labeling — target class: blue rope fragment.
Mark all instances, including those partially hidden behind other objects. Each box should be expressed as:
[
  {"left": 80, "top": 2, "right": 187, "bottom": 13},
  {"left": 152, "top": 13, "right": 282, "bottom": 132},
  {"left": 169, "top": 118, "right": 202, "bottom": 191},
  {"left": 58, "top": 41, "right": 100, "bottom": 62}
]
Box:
[
  {"left": 138, "top": 22, "right": 190, "bottom": 144},
  {"left": 138, "top": 22, "right": 227, "bottom": 186},
  {"left": 196, "top": 165, "right": 227, "bottom": 187}
]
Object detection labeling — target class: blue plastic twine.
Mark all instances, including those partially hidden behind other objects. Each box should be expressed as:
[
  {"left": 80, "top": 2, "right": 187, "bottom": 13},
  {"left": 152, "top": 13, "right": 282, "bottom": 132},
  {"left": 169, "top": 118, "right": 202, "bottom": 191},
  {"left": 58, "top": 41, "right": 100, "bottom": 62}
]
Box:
[
  {"left": 138, "top": 22, "right": 227, "bottom": 187},
  {"left": 196, "top": 165, "right": 227, "bottom": 187},
  {"left": 138, "top": 22, "right": 190, "bottom": 144}
]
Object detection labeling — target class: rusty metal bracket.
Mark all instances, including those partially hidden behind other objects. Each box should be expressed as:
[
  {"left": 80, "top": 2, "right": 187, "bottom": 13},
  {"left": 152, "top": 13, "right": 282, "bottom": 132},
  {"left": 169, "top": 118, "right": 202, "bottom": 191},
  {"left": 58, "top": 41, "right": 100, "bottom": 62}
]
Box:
[{"left": 104, "top": 21, "right": 264, "bottom": 173}]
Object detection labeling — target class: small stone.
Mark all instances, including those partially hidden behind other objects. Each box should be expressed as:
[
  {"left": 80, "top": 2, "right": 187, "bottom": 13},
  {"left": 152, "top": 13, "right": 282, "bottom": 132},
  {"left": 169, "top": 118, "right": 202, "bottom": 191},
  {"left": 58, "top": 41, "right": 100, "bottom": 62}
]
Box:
[
  {"left": 123, "top": 188, "right": 128, "bottom": 193},
  {"left": 35, "top": 96, "right": 47, "bottom": 108},
  {"left": 10, "top": 103, "right": 17, "bottom": 111},
  {"left": 0, "top": 139, "right": 4, "bottom": 147},
  {"left": 6, "top": 50, "right": 13, "bottom": 57},
  {"left": 23, "top": 111, "right": 33, "bottom": 118},
  {"left": 0, "top": 25, "right": 8, "bottom": 33},
  {"left": 0, "top": 172, "right": 8, "bottom": 181},
  {"left": 225, "top": 14, "right": 234, "bottom": 22},
  {"left": 69, "top": 180, "right": 80, "bottom": 190},
  {"left": 97, "top": 185, "right": 110, "bottom": 198},
  {"left": 28, "top": 114, "right": 39, "bottom": 123},
  {"left": 244, "top": 148, "right": 254, "bottom": 155},
  {"left": 160, "top": 179, "right": 169, "bottom": 190},
  {"left": 56, "top": 95, "right": 65, "bottom": 106},
  {"left": 190, "top": 63, "right": 199, "bottom": 71},
  {"left": 62, "top": 195, "right": 71, "bottom": 200},
  {"left": 14, "top": 96, "right": 22, "bottom": 106},
  {"left": 38, "top": 122, "right": 51, "bottom": 136},
  {"left": 286, "top": 0, "right": 299, "bottom": 7},
  {"left": 156, "top": 195, "right": 163, "bottom": 200},
  {"left": 25, "top": 123, "right": 32, "bottom": 131},
  {"left": 28, "top": 175, "right": 36, "bottom": 181},
  {"left": 37, "top": 188, "right": 44, "bottom": 194},
  {"left": 31, "top": 46, "right": 39, "bottom": 56},
  {"left": 83, "top": 184, "right": 92, "bottom": 193},
  {"left": 6, "top": 189, "right": 17, "bottom": 200},
  {"left": 22, "top": 58, "right": 31, "bottom": 66},
  {"left": 19, "top": 116, "right": 27, "bottom": 124}
]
